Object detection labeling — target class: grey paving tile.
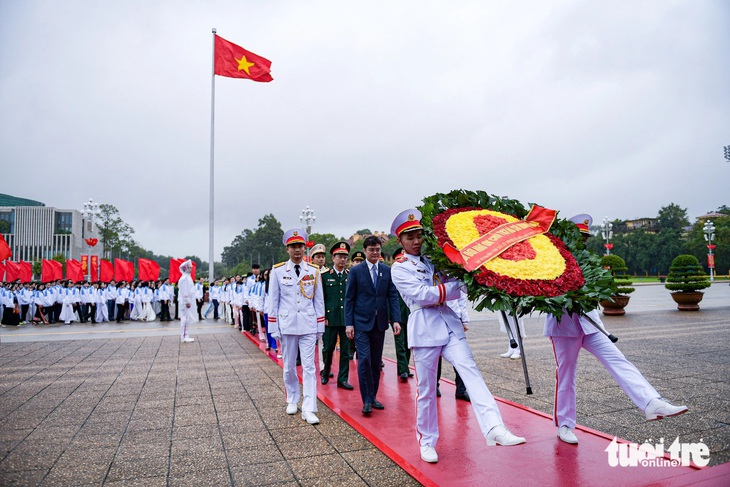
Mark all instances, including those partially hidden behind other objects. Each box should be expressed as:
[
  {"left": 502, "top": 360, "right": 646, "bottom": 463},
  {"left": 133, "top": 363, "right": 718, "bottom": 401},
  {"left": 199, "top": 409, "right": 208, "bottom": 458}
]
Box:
[
  {"left": 106, "top": 456, "right": 170, "bottom": 481},
  {"left": 169, "top": 468, "right": 232, "bottom": 486},
  {"left": 288, "top": 454, "right": 356, "bottom": 480},
  {"left": 230, "top": 460, "right": 296, "bottom": 486}
]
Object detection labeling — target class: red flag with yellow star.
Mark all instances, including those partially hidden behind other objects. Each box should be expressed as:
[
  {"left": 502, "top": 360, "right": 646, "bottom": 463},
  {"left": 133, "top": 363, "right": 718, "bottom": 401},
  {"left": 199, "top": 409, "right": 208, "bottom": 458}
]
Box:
[{"left": 214, "top": 35, "right": 273, "bottom": 82}]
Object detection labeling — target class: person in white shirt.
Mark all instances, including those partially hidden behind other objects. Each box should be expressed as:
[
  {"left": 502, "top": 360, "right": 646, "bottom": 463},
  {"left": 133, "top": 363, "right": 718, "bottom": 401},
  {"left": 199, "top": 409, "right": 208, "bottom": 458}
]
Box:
[
  {"left": 194, "top": 278, "right": 205, "bottom": 321},
  {"left": 116, "top": 282, "right": 130, "bottom": 323},
  {"left": 106, "top": 280, "right": 117, "bottom": 321},
  {"left": 205, "top": 280, "right": 221, "bottom": 320}
]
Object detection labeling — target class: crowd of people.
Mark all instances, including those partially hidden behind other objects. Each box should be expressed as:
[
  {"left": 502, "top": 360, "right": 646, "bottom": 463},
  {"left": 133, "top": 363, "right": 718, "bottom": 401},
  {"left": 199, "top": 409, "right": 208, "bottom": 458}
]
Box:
[{"left": 0, "top": 210, "right": 690, "bottom": 465}]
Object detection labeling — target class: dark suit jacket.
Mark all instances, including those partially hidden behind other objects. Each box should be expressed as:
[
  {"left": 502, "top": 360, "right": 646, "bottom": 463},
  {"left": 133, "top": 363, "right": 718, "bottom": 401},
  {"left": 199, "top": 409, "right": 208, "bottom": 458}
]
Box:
[{"left": 345, "top": 261, "right": 401, "bottom": 332}]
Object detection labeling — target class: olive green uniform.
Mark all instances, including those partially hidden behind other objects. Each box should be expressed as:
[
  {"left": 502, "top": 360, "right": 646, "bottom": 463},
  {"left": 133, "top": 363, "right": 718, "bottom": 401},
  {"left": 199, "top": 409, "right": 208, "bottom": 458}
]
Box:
[{"left": 321, "top": 268, "right": 351, "bottom": 384}]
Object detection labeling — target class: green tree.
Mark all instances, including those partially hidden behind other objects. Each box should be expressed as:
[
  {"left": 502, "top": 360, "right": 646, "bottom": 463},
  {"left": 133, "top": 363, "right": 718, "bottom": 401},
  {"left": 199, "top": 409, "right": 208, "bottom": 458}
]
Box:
[
  {"left": 97, "top": 204, "right": 136, "bottom": 260},
  {"left": 0, "top": 220, "right": 10, "bottom": 234},
  {"left": 656, "top": 203, "right": 689, "bottom": 232},
  {"left": 222, "top": 214, "right": 287, "bottom": 270},
  {"left": 32, "top": 260, "right": 42, "bottom": 278}
]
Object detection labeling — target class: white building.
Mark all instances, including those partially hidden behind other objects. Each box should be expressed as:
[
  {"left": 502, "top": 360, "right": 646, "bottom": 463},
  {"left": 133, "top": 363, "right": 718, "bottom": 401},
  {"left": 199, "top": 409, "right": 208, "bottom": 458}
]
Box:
[{"left": 0, "top": 194, "right": 101, "bottom": 263}]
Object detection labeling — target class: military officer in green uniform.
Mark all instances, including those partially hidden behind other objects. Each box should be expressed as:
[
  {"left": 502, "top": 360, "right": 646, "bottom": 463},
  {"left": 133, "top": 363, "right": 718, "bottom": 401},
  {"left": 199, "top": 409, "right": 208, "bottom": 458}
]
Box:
[
  {"left": 350, "top": 250, "right": 365, "bottom": 267},
  {"left": 321, "top": 241, "right": 354, "bottom": 390},
  {"left": 392, "top": 247, "right": 413, "bottom": 381}
]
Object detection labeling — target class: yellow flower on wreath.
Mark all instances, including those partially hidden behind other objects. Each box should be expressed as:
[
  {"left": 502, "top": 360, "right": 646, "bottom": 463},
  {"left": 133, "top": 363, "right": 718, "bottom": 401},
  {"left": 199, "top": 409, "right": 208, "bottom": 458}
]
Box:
[{"left": 444, "top": 209, "right": 566, "bottom": 280}]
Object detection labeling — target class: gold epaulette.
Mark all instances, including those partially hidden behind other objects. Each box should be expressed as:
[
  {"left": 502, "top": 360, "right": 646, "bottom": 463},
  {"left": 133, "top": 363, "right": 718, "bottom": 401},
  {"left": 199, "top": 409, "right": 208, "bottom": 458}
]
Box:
[
  {"left": 273, "top": 262, "right": 286, "bottom": 269},
  {"left": 319, "top": 266, "right": 329, "bottom": 273},
  {"left": 308, "top": 263, "right": 320, "bottom": 269}
]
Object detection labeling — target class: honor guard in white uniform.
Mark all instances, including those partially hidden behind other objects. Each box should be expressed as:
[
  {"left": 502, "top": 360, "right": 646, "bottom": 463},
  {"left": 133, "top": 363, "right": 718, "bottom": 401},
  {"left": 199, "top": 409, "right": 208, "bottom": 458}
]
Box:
[
  {"left": 390, "top": 209, "right": 526, "bottom": 464},
  {"left": 546, "top": 214, "right": 688, "bottom": 445},
  {"left": 267, "top": 228, "right": 325, "bottom": 425},
  {"left": 178, "top": 260, "right": 196, "bottom": 342}
]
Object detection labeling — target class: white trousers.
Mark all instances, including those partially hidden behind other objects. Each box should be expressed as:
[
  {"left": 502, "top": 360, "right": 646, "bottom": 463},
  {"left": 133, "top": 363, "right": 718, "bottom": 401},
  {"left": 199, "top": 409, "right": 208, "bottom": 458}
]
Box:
[
  {"left": 180, "top": 305, "right": 195, "bottom": 340},
  {"left": 550, "top": 332, "right": 660, "bottom": 429},
  {"left": 280, "top": 333, "right": 318, "bottom": 413},
  {"left": 412, "top": 332, "right": 503, "bottom": 448}
]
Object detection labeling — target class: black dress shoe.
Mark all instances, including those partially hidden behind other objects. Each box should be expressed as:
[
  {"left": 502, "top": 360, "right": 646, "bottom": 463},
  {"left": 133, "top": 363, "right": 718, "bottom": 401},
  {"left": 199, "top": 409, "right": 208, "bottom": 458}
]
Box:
[
  {"left": 362, "top": 403, "right": 372, "bottom": 414},
  {"left": 337, "top": 381, "right": 354, "bottom": 390},
  {"left": 399, "top": 372, "right": 409, "bottom": 382},
  {"left": 455, "top": 392, "right": 471, "bottom": 402},
  {"left": 321, "top": 376, "right": 329, "bottom": 385},
  {"left": 372, "top": 400, "right": 384, "bottom": 410},
  {"left": 408, "top": 372, "right": 414, "bottom": 377}
]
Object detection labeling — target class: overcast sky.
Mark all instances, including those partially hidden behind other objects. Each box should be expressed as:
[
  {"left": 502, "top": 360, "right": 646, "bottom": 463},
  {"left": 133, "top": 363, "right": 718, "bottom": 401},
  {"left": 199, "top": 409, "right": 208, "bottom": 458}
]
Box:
[{"left": 1, "top": 1, "right": 728, "bottom": 262}]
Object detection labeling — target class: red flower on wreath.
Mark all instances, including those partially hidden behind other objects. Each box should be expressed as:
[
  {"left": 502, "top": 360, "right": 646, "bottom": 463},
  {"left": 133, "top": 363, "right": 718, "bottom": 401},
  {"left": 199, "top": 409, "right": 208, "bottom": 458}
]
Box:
[{"left": 433, "top": 207, "right": 584, "bottom": 297}]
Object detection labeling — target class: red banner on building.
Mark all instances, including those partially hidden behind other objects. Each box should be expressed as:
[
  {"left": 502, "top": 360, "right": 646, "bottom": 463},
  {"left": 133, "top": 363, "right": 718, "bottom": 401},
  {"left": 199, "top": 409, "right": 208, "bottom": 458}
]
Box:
[
  {"left": 42, "top": 259, "right": 63, "bottom": 282},
  {"left": 66, "top": 259, "right": 84, "bottom": 281},
  {"left": 90, "top": 256, "right": 99, "bottom": 281},
  {"left": 100, "top": 259, "right": 114, "bottom": 283},
  {"left": 708, "top": 254, "right": 715, "bottom": 269},
  {"left": 81, "top": 255, "right": 88, "bottom": 274}
]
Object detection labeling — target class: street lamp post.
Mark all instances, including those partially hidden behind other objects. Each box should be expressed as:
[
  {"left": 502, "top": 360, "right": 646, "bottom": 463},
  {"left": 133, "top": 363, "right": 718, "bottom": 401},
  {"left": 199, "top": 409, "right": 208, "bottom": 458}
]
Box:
[
  {"left": 300, "top": 206, "right": 316, "bottom": 259},
  {"left": 703, "top": 220, "right": 716, "bottom": 282},
  {"left": 601, "top": 216, "right": 613, "bottom": 255},
  {"left": 81, "top": 198, "right": 101, "bottom": 281}
]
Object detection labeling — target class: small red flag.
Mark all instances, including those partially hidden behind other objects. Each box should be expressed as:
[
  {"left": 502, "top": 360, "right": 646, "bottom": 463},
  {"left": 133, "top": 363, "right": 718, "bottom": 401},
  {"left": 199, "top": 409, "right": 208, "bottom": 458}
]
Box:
[
  {"left": 42, "top": 259, "right": 63, "bottom": 282},
  {"left": 0, "top": 234, "right": 11, "bottom": 262},
  {"left": 214, "top": 35, "right": 273, "bottom": 82},
  {"left": 100, "top": 259, "right": 114, "bottom": 283},
  {"left": 19, "top": 261, "right": 32, "bottom": 283},
  {"left": 169, "top": 258, "right": 196, "bottom": 283},
  {"left": 138, "top": 258, "right": 161, "bottom": 281},
  {"left": 5, "top": 261, "right": 21, "bottom": 281},
  {"left": 66, "top": 259, "right": 84, "bottom": 281},
  {"left": 114, "top": 259, "right": 135, "bottom": 282}
]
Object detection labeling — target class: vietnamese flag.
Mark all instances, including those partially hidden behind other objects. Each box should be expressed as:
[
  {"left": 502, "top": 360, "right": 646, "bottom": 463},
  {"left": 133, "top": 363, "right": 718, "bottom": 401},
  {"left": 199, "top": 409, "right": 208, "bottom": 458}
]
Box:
[
  {"left": 66, "top": 259, "right": 84, "bottom": 281},
  {"left": 100, "top": 259, "right": 114, "bottom": 283},
  {"left": 0, "top": 234, "right": 11, "bottom": 262},
  {"left": 0, "top": 261, "right": 5, "bottom": 281},
  {"left": 42, "top": 259, "right": 63, "bottom": 282},
  {"left": 138, "top": 258, "right": 160, "bottom": 281},
  {"left": 114, "top": 259, "right": 135, "bottom": 282},
  {"left": 214, "top": 35, "right": 273, "bottom": 82}
]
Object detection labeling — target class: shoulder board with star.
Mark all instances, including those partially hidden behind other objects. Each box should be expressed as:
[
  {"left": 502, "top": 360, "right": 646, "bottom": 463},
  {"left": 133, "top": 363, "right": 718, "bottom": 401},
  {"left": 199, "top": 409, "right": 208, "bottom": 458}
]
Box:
[
  {"left": 395, "top": 256, "right": 408, "bottom": 263},
  {"left": 273, "top": 262, "right": 286, "bottom": 269},
  {"left": 319, "top": 266, "right": 329, "bottom": 273}
]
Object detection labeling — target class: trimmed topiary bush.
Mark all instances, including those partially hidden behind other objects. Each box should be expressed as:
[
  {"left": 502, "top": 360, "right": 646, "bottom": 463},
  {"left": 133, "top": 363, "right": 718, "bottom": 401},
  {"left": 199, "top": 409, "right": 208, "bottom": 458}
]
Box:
[
  {"left": 600, "top": 255, "right": 635, "bottom": 295},
  {"left": 665, "top": 254, "right": 711, "bottom": 292}
]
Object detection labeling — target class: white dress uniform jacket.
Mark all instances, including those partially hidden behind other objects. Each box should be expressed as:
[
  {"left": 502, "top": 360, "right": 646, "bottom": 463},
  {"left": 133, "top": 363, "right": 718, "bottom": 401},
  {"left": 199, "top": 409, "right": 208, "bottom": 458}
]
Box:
[
  {"left": 390, "top": 254, "right": 464, "bottom": 347},
  {"left": 267, "top": 260, "right": 325, "bottom": 337}
]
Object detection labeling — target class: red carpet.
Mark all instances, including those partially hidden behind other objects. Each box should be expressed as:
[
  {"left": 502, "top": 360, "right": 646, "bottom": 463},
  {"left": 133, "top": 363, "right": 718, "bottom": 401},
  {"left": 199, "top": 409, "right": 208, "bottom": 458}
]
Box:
[{"left": 244, "top": 333, "right": 729, "bottom": 486}]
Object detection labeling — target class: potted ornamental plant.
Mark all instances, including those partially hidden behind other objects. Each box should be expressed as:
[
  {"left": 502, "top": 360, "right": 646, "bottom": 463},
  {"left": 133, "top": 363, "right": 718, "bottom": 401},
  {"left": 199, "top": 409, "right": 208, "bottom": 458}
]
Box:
[
  {"left": 599, "top": 255, "right": 635, "bottom": 316},
  {"left": 665, "top": 254, "right": 711, "bottom": 311}
]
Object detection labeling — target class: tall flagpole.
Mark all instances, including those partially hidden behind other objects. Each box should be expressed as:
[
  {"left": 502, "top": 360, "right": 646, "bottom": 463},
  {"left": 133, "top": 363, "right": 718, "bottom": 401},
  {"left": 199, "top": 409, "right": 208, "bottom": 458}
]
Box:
[{"left": 208, "top": 28, "right": 216, "bottom": 283}]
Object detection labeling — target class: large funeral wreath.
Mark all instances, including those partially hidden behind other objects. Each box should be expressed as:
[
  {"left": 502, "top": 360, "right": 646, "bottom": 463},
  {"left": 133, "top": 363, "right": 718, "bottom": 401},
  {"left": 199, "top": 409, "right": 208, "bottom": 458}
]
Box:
[{"left": 419, "top": 189, "right": 615, "bottom": 317}]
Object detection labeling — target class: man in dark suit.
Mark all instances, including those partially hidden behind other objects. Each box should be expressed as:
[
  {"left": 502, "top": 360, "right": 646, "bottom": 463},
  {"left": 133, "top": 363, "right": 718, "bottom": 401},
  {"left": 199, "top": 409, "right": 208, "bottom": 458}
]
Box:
[{"left": 345, "top": 236, "right": 401, "bottom": 415}]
